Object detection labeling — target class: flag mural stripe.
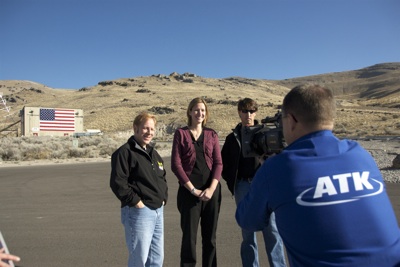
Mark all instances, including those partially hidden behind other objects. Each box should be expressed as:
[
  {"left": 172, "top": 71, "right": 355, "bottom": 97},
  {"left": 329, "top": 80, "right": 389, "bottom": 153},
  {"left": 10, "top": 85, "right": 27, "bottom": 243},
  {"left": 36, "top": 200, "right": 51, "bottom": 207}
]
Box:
[{"left": 39, "top": 108, "right": 75, "bottom": 131}]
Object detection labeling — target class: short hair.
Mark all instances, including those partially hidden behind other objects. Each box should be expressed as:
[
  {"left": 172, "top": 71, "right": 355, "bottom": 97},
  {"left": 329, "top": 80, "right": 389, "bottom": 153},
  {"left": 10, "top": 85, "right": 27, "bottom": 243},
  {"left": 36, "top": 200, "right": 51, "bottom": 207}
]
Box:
[
  {"left": 133, "top": 112, "right": 157, "bottom": 128},
  {"left": 237, "top": 98, "right": 258, "bottom": 112},
  {"left": 187, "top": 97, "right": 209, "bottom": 126},
  {"left": 282, "top": 84, "right": 336, "bottom": 126}
]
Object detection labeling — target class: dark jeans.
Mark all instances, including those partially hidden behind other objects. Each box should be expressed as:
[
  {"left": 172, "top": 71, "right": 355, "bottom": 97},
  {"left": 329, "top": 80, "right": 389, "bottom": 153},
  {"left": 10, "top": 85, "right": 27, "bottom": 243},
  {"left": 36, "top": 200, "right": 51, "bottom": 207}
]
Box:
[{"left": 177, "top": 184, "right": 221, "bottom": 267}]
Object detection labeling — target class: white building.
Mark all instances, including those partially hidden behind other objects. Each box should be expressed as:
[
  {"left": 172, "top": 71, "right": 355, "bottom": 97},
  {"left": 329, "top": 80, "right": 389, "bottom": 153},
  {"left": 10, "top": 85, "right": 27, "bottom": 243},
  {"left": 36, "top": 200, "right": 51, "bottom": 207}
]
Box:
[{"left": 20, "top": 106, "right": 83, "bottom": 137}]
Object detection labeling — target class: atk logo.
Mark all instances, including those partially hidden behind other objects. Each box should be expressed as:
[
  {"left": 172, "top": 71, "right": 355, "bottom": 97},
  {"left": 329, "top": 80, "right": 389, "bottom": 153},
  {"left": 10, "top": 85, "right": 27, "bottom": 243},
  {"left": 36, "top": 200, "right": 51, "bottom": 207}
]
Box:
[{"left": 296, "top": 171, "right": 383, "bottom": 207}]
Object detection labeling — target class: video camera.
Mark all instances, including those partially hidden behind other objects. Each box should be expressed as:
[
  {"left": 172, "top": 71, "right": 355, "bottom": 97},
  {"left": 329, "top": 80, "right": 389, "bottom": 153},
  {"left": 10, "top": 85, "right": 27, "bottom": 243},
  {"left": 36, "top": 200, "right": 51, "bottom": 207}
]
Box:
[{"left": 241, "top": 110, "right": 286, "bottom": 158}]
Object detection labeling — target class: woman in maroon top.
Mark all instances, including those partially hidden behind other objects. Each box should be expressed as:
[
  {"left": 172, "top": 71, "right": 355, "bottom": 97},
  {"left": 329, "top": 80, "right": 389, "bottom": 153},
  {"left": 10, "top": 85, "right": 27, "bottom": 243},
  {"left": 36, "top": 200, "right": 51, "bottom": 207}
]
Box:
[{"left": 171, "top": 97, "right": 223, "bottom": 267}]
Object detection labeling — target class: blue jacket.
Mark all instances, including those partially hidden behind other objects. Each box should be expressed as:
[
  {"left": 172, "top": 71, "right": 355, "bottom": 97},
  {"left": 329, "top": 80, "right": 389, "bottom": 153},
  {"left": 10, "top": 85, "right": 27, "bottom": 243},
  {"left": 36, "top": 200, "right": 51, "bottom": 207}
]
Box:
[{"left": 236, "top": 130, "right": 400, "bottom": 266}]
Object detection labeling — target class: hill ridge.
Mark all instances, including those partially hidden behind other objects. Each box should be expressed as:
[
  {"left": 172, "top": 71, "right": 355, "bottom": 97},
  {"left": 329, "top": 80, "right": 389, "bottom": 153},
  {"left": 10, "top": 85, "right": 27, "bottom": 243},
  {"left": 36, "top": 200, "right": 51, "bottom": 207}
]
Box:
[{"left": 1, "top": 62, "right": 399, "bottom": 138}]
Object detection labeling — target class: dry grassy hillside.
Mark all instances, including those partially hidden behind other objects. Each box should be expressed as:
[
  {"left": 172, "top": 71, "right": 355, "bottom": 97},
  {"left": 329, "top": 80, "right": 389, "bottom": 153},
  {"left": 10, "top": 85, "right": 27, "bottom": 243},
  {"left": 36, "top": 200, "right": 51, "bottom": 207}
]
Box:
[
  {"left": 1, "top": 63, "right": 400, "bottom": 140},
  {"left": 276, "top": 62, "right": 400, "bottom": 108}
]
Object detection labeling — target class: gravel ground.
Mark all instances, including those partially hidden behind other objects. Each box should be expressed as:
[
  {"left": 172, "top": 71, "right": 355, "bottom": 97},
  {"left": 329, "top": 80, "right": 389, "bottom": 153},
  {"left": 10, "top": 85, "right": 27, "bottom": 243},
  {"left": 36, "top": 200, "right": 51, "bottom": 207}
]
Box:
[
  {"left": 1, "top": 138, "right": 399, "bottom": 183},
  {"left": 356, "top": 138, "right": 400, "bottom": 183},
  {"left": 159, "top": 138, "right": 400, "bottom": 183}
]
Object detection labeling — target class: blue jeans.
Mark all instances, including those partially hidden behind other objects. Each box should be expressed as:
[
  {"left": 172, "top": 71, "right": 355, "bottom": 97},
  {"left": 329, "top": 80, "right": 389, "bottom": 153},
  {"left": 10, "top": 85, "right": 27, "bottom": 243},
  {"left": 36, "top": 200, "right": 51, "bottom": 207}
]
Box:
[
  {"left": 121, "top": 205, "right": 164, "bottom": 267},
  {"left": 235, "top": 179, "right": 286, "bottom": 267}
]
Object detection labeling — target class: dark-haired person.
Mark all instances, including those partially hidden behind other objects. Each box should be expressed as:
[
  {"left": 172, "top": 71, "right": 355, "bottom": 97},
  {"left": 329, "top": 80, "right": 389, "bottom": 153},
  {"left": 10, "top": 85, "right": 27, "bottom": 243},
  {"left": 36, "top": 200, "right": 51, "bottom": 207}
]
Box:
[
  {"left": 110, "top": 112, "right": 168, "bottom": 267},
  {"left": 236, "top": 84, "right": 400, "bottom": 266},
  {"left": 171, "top": 97, "right": 223, "bottom": 267},
  {"left": 221, "top": 98, "right": 286, "bottom": 267}
]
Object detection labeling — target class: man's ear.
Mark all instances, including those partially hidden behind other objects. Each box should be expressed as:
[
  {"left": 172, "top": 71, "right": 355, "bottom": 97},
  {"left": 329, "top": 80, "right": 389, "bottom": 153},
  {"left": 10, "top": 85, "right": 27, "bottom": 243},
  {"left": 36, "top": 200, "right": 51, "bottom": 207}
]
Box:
[{"left": 288, "top": 114, "right": 298, "bottom": 131}]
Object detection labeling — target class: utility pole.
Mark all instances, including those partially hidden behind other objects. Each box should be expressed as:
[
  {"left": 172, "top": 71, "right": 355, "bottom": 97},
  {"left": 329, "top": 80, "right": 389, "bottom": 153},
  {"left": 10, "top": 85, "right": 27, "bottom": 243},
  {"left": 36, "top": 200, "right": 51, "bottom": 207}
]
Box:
[
  {"left": 0, "top": 92, "right": 11, "bottom": 117},
  {"left": 0, "top": 92, "right": 18, "bottom": 136}
]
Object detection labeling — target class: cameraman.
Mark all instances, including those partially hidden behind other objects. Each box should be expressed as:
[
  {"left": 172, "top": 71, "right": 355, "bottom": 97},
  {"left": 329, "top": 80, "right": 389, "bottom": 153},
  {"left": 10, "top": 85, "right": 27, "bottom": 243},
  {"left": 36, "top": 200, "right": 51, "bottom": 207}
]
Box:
[
  {"left": 236, "top": 85, "right": 400, "bottom": 266},
  {"left": 221, "top": 98, "right": 286, "bottom": 267}
]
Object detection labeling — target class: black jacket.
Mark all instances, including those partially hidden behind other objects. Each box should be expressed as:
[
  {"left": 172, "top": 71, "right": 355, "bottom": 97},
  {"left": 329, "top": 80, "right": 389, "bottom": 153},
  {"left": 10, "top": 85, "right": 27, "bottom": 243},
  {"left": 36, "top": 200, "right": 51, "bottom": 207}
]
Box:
[
  {"left": 110, "top": 136, "right": 168, "bottom": 209},
  {"left": 221, "top": 121, "right": 260, "bottom": 195}
]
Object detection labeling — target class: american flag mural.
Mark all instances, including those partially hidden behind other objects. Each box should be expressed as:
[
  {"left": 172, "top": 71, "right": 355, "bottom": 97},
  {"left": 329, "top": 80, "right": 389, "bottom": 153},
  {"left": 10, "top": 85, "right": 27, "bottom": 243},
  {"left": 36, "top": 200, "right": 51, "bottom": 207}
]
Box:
[{"left": 39, "top": 108, "right": 75, "bottom": 131}]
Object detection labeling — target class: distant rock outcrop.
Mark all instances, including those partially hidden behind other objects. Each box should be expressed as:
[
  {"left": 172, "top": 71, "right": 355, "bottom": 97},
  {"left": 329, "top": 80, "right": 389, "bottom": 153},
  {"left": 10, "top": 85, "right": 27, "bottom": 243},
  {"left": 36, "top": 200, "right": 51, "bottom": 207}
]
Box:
[{"left": 169, "top": 72, "right": 198, "bottom": 82}]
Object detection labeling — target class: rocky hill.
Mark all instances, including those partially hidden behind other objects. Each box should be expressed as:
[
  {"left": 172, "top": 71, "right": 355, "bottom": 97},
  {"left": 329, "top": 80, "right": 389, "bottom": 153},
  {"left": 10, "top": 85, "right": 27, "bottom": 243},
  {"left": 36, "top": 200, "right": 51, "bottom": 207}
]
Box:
[
  {"left": 276, "top": 62, "right": 400, "bottom": 108},
  {"left": 1, "top": 63, "right": 400, "bottom": 139}
]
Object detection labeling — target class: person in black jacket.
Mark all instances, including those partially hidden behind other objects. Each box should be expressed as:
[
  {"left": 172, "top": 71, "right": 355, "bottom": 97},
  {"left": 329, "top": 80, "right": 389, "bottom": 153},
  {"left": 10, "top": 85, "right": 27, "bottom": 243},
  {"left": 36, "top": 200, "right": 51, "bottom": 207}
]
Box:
[
  {"left": 221, "top": 98, "right": 286, "bottom": 267},
  {"left": 110, "top": 112, "right": 168, "bottom": 267}
]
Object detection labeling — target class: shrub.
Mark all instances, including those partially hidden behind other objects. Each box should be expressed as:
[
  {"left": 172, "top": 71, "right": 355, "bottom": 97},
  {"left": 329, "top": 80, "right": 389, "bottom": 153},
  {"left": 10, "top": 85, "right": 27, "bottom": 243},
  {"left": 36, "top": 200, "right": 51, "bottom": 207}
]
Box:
[
  {"left": 136, "top": 89, "right": 151, "bottom": 93},
  {"left": 0, "top": 136, "right": 123, "bottom": 162}
]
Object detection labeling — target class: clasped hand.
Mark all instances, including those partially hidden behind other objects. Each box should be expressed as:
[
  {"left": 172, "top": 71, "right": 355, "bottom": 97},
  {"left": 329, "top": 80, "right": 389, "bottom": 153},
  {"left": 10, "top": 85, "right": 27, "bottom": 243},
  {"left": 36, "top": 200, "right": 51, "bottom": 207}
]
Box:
[{"left": 198, "top": 187, "right": 215, "bottom": 201}]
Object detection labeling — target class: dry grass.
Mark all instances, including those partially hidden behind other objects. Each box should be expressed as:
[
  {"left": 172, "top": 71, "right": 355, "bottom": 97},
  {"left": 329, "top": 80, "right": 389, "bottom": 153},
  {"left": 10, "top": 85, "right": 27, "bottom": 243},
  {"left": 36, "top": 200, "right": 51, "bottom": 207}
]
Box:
[
  {"left": 1, "top": 64, "right": 400, "bottom": 141},
  {"left": 0, "top": 133, "right": 175, "bottom": 162},
  {"left": 1, "top": 66, "right": 400, "bottom": 163}
]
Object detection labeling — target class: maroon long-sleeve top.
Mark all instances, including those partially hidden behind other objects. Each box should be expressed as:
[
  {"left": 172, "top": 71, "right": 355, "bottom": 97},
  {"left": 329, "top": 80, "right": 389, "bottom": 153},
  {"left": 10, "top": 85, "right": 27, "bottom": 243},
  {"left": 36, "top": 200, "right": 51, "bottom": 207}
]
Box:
[{"left": 171, "top": 126, "right": 223, "bottom": 186}]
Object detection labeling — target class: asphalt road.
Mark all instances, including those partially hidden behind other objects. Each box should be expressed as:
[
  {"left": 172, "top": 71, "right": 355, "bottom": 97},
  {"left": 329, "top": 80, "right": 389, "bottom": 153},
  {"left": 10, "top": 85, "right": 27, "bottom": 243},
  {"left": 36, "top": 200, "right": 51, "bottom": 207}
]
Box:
[{"left": 0, "top": 159, "right": 399, "bottom": 267}]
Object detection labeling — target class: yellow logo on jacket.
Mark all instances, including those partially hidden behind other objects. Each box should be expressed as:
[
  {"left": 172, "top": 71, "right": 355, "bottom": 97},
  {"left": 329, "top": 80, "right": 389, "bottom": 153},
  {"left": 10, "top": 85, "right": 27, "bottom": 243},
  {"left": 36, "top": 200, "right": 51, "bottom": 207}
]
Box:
[{"left": 157, "top": 161, "right": 164, "bottom": 170}]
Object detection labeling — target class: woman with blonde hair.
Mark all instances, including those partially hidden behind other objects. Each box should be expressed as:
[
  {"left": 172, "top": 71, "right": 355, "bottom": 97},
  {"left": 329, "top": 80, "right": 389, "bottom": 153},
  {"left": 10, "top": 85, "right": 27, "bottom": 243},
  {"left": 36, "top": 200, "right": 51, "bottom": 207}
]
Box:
[{"left": 171, "top": 97, "right": 223, "bottom": 267}]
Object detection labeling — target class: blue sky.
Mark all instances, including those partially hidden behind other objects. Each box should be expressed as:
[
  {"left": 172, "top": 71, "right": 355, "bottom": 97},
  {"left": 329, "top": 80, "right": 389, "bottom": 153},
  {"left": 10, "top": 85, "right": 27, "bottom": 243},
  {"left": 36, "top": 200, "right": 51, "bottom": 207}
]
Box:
[{"left": 1, "top": 0, "right": 399, "bottom": 89}]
